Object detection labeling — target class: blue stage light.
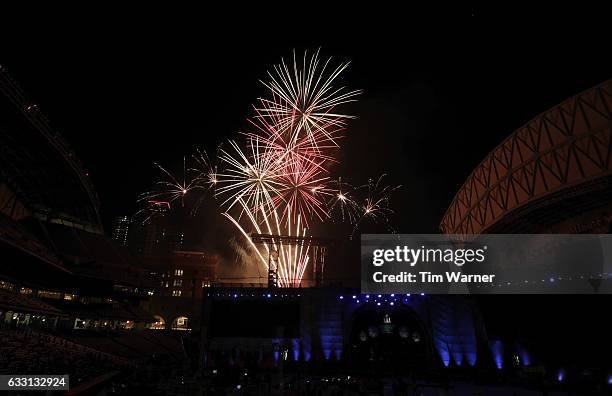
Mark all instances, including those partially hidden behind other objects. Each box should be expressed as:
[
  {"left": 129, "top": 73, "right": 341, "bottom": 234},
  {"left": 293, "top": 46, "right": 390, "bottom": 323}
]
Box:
[{"left": 557, "top": 369, "right": 565, "bottom": 382}]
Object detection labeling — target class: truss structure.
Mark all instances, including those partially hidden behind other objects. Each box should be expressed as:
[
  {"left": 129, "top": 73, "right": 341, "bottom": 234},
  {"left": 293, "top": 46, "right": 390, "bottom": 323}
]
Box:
[
  {"left": 441, "top": 80, "right": 612, "bottom": 234},
  {"left": 250, "top": 233, "right": 333, "bottom": 288}
]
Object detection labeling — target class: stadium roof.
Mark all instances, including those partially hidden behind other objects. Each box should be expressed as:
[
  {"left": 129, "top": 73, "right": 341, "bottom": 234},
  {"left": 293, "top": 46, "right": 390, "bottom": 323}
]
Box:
[
  {"left": 440, "top": 80, "right": 612, "bottom": 234},
  {"left": 0, "top": 65, "right": 102, "bottom": 233}
]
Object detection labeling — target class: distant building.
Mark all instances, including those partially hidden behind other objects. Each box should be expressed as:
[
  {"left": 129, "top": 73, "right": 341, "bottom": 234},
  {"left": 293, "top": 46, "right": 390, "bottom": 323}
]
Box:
[
  {"left": 139, "top": 250, "right": 219, "bottom": 331},
  {"left": 111, "top": 215, "right": 130, "bottom": 246},
  {"left": 128, "top": 201, "right": 184, "bottom": 256}
]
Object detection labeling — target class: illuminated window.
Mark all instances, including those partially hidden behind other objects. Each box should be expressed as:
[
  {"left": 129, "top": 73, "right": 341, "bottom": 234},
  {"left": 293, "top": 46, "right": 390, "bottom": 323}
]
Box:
[
  {"left": 174, "top": 269, "right": 183, "bottom": 276},
  {"left": 202, "top": 280, "right": 211, "bottom": 288},
  {"left": 74, "top": 318, "right": 86, "bottom": 329},
  {"left": 172, "top": 290, "right": 182, "bottom": 297},
  {"left": 38, "top": 290, "right": 62, "bottom": 299},
  {"left": 19, "top": 287, "right": 33, "bottom": 295},
  {"left": 165, "top": 281, "right": 169, "bottom": 288},
  {"left": 150, "top": 315, "right": 165, "bottom": 330},
  {"left": 172, "top": 316, "right": 189, "bottom": 330},
  {"left": 173, "top": 279, "right": 182, "bottom": 287}
]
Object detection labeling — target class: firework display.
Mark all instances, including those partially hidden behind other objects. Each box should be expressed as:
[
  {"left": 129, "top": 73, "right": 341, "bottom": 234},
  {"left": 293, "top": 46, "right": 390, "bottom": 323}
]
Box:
[
  {"left": 139, "top": 157, "right": 199, "bottom": 206},
  {"left": 141, "top": 50, "right": 399, "bottom": 287},
  {"left": 352, "top": 174, "right": 401, "bottom": 237}
]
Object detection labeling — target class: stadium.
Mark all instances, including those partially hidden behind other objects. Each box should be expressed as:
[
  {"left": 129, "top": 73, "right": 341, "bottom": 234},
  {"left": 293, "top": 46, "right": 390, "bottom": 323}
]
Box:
[
  {"left": 1, "top": 56, "right": 612, "bottom": 395},
  {"left": 0, "top": 67, "right": 188, "bottom": 393}
]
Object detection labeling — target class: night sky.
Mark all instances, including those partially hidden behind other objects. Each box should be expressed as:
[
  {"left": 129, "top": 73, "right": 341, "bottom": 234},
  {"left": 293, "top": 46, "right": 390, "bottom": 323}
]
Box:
[
  {"left": 5, "top": 16, "right": 611, "bottom": 281},
  {"left": 5, "top": 17, "right": 610, "bottom": 236},
  {"left": 3, "top": 11, "right": 612, "bottom": 368}
]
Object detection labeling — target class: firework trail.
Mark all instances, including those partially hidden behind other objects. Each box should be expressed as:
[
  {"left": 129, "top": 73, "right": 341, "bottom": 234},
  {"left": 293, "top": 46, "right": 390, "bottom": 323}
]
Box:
[
  {"left": 215, "top": 139, "right": 286, "bottom": 220},
  {"left": 257, "top": 49, "right": 361, "bottom": 152},
  {"left": 352, "top": 174, "right": 401, "bottom": 237},
  {"left": 139, "top": 157, "right": 200, "bottom": 207},
  {"left": 186, "top": 147, "right": 221, "bottom": 216},
  {"left": 327, "top": 177, "right": 361, "bottom": 224},
  {"left": 272, "top": 156, "right": 331, "bottom": 226},
  {"left": 192, "top": 148, "right": 219, "bottom": 190}
]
